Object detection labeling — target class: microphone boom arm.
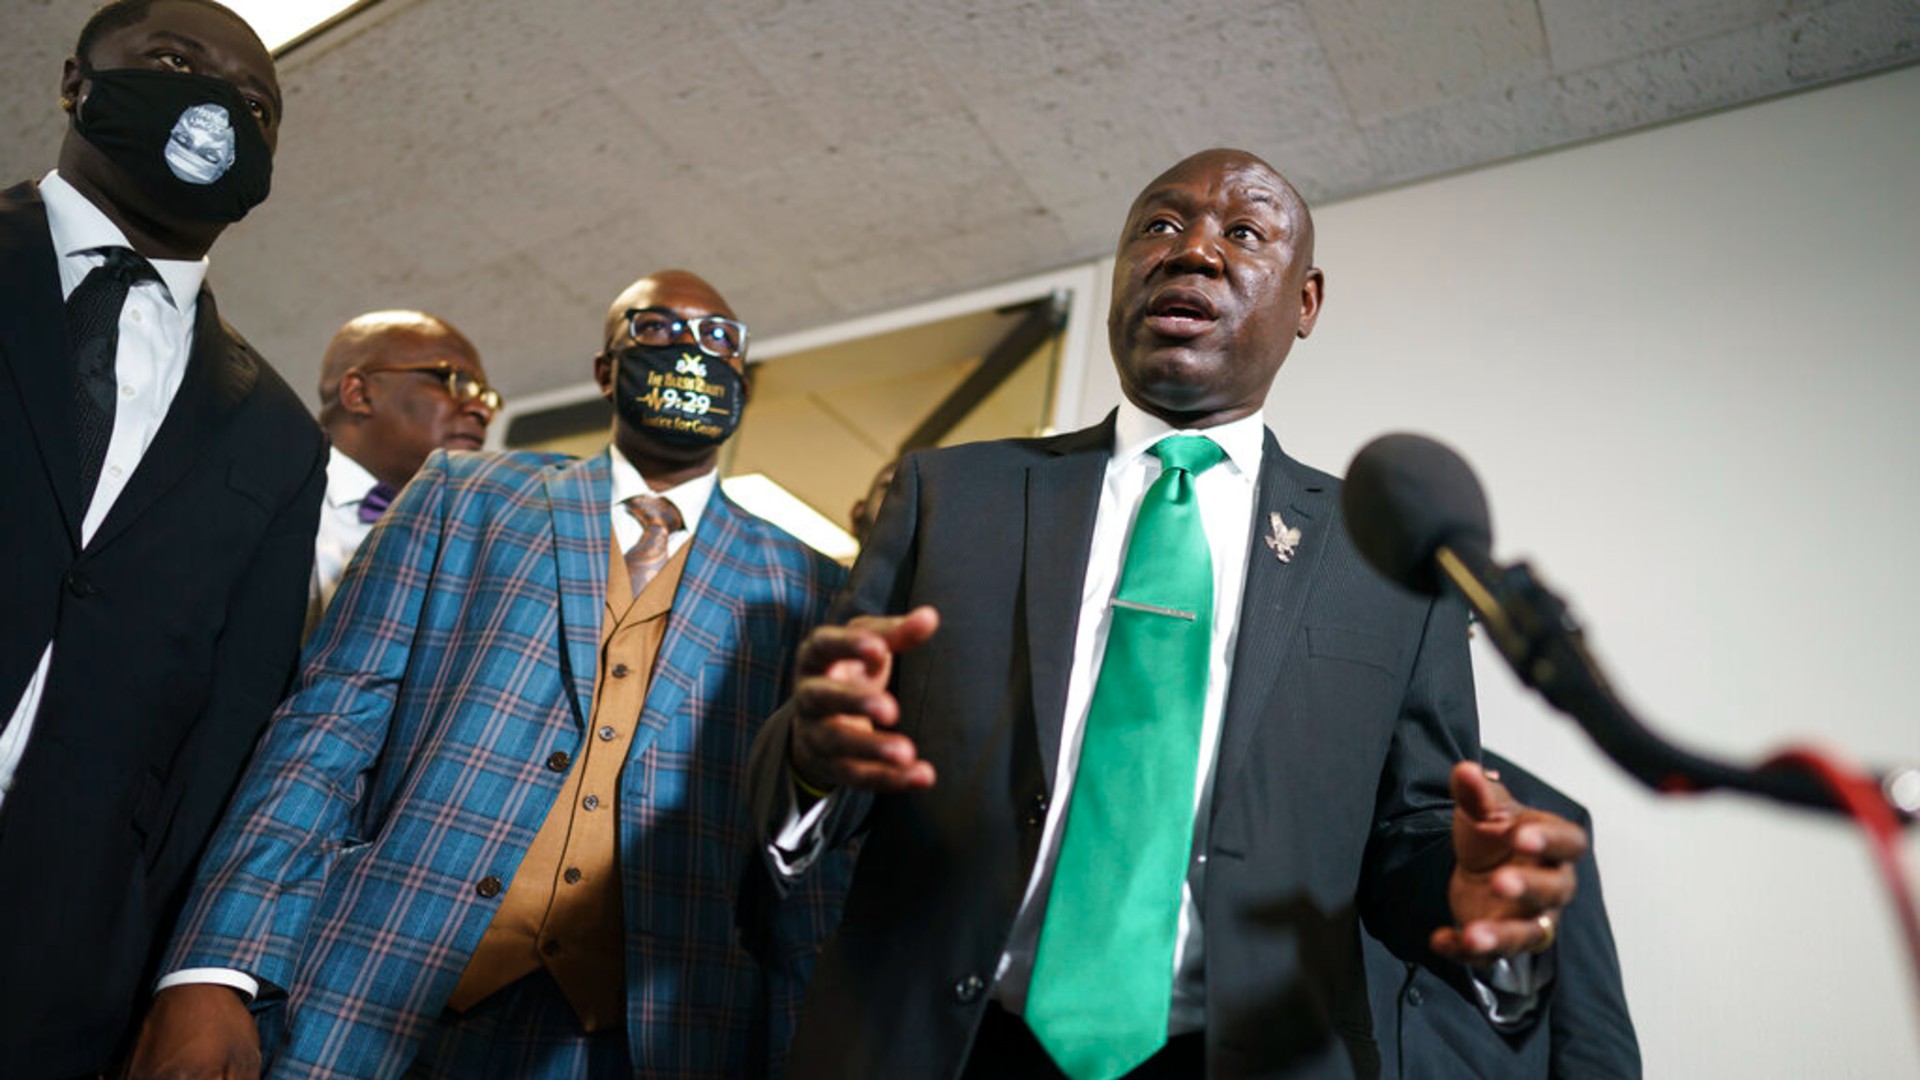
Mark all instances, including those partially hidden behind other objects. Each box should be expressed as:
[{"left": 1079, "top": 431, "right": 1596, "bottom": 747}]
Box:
[{"left": 1435, "top": 543, "right": 1919, "bottom": 824}]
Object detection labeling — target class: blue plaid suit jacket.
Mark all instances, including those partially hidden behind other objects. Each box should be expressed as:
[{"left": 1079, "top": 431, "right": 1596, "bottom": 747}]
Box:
[{"left": 163, "top": 449, "right": 849, "bottom": 1078}]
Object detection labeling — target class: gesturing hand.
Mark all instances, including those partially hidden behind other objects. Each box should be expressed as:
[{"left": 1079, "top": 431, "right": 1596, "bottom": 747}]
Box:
[
  {"left": 788, "top": 605, "right": 940, "bottom": 794},
  {"left": 1433, "top": 761, "right": 1589, "bottom": 960}
]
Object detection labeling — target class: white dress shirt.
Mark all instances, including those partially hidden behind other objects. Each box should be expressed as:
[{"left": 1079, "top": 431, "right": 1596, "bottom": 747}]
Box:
[
  {"left": 0, "top": 170, "right": 208, "bottom": 812},
  {"left": 306, "top": 448, "right": 382, "bottom": 631},
  {"left": 161, "top": 443, "right": 718, "bottom": 1000}
]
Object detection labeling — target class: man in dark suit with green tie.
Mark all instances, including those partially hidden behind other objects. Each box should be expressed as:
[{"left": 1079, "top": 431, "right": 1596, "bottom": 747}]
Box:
[{"left": 746, "top": 148, "right": 1593, "bottom": 1079}]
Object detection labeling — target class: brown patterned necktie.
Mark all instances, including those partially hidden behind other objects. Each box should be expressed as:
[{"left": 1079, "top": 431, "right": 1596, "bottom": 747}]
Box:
[{"left": 623, "top": 494, "right": 684, "bottom": 597}]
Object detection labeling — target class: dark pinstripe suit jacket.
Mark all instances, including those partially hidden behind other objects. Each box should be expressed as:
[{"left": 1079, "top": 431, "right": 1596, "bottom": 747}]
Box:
[
  {"left": 748, "top": 415, "right": 1483, "bottom": 1079},
  {"left": 165, "top": 449, "right": 849, "bottom": 1078}
]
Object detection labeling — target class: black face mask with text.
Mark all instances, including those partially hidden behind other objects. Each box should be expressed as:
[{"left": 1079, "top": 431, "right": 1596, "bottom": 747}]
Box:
[
  {"left": 73, "top": 64, "right": 273, "bottom": 224},
  {"left": 612, "top": 344, "right": 745, "bottom": 449}
]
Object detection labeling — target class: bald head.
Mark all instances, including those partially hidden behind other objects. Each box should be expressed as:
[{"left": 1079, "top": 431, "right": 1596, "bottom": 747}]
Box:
[
  {"left": 318, "top": 311, "right": 479, "bottom": 421},
  {"left": 1106, "top": 147, "right": 1325, "bottom": 429},
  {"left": 601, "top": 269, "right": 736, "bottom": 349},
  {"left": 319, "top": 310, "right": 493, "bottom": 491}
]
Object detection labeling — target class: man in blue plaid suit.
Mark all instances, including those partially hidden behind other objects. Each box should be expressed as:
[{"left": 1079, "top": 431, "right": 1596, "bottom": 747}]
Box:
[{"left": 125, "top": 270, "right": 849, "bottom": 1079}]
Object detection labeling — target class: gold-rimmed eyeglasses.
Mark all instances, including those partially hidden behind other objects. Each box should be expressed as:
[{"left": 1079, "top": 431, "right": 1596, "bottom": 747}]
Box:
[{"left": 357, "top": 361, "right": 502, "bottom": 413}]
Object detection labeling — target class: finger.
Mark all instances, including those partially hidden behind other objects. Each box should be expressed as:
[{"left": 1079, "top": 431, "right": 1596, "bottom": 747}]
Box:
[
  {"left": 832, "top": 758, "right": 938, "bottom": 793},
  {"left": 793, "top": 677, "right": 901, "bottom": 728},
  {"left": 805, "top": 718, "right": 923, "bottom": 769},
  {"left": 1488, "top": 863, "right": 1578, "bottom": 912},
  {"left": 1430, "top": 911, "right": 1558, "bottom": 960},
  {"left": 796, "top": 624, "right": 898, "bottom": 679},
  {"left": 1450, "top": 760, "right": 1518, "bottom": 825},
  {"left": 1511, "top": 811, "right": 1589, "bottom": 863},
  {"left": 868, "top": 605, "right": 939, "bottom": 654}
]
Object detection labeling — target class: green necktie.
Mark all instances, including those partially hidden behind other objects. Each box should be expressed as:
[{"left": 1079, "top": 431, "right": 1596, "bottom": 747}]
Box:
[{"left": 1026, "top": 435, "right": 1225, "bottom": 1080}]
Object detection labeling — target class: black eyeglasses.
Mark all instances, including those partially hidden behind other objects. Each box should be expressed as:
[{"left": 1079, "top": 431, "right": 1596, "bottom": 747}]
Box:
[
  {"left": 358, "top": 362, "right": 502, "bottom": 412},
  {"left": 621, "top": 306, "right": 750, "bottom": 361}
]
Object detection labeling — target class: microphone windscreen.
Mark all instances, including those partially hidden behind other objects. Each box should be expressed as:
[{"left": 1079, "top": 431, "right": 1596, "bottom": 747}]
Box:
[{"left": 1342, "top": 433, "right": 1493, "bottom": 596}]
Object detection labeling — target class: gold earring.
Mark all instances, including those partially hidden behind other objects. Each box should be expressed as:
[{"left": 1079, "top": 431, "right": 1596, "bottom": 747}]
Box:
[{"left": 59, "top": 95, "right": 74, "bottom": 111}]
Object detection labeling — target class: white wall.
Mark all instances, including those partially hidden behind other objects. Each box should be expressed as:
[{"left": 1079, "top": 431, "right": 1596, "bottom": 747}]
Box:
[{"left": 1070, "top": 64, "right": 1920, "bottom": 1078}]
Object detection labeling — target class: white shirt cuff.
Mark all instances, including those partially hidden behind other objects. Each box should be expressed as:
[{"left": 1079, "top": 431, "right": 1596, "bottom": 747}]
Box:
[
  {"left": 155, "top": 967, "right": 260, "bottom": 1002},
  {"left": 768, "top": 776, "right": 838, "bottom": 877},
  {"left": 1469, "top": 950, "right": 1553, "bottom": 1028}
]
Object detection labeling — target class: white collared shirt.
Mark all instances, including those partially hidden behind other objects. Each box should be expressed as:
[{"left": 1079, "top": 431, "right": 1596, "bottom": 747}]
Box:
[
  {"left": 607, "top": 444, "right": 714, "bottom": 559},
  {"left": 0, "top": 170, "right": 211, "bottom": 812},
  {"left": 308, "top": 448, "right": 383, "bottom": 628}
]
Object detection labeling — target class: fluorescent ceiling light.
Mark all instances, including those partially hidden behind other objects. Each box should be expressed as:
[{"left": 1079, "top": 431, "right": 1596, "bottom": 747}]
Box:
[
  {"left": 721, "top": 474, "right": 860, "bottom": 563},
  {"left": 223, "top": 0, "right": 366, "bottom": 53}
]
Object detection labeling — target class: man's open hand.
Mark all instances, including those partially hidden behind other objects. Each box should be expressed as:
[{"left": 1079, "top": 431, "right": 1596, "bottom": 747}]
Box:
[
  {"left": 1433, "top": 760, "right": 1589, "bottom": 960},
  {"left": 788, "top": 605, "right": 940, "bottom": 794}
]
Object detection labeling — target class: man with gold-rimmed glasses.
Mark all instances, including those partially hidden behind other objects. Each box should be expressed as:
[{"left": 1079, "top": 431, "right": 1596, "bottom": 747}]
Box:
[{"left": 306, "top": 309, "right": 496, "bottom": 631}]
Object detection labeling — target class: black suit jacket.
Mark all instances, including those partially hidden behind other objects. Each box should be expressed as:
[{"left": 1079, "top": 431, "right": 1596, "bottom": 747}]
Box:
[
  {"left": 0, "top": 181, "right": 326, "bottom": 1076},
  {"left": 1365, "top": 752, "right": 1640, "bottom": 1079},
  {"left": 747, "top": 418, "right": 1483, "bottom": 1079}
]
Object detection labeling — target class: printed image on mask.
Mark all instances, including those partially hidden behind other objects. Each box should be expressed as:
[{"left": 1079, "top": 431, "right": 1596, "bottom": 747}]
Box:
[
  {"left": 613, "top": 344, "right": 745, "bottom": 449},
  {"left": 164, "top": 103, "right": 237, "bottom": 184},
  {"left": 73, "top": 65, "right": 272, "bottom": 223}
]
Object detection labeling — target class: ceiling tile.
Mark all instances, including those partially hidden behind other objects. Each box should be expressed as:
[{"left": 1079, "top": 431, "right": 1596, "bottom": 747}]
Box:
[
  {"left": 1305, "top": 0, "right": 1549, "bottom": 122},
  {"left": 1539, "top": 0, "right": 1793, "bottom": 75}
]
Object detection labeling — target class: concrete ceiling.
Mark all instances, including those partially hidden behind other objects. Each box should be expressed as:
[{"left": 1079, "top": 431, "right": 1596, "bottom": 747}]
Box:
[{"left": 3, "top": 0, "right": 1915, "bottom": 410}]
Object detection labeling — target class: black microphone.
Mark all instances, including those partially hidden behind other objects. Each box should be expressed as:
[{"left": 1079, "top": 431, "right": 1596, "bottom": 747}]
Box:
[
  {"left": 1342, "top": 433, "right": 1540, "bottom": 669},
  {"left": 1341, "top": 432, "right": 1918, "bottom": 824}
]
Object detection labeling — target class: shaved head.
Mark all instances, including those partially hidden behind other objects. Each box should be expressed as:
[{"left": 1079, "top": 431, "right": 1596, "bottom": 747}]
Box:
[
  {"left": 318, "top": 310, "right": 478, "bottom": 422},
  {"left": 317, "top": 309, "right": 492, "bottom": 491}
]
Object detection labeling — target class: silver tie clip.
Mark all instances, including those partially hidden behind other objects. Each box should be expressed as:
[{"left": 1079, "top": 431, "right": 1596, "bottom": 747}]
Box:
[{"left": 1112, "top": 598, "right": 1197, "bottom": 621}]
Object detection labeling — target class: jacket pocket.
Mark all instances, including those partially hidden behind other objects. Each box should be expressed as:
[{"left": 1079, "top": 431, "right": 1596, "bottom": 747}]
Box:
[{"left": 1306, "top": 624, "right": 1399, "bottom": 673}]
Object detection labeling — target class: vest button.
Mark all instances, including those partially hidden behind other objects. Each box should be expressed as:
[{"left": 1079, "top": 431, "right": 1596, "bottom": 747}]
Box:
[
  {"left": 546, "top": 750, "right": 571, "bottom": 772},
  {"left": 611, "top": 663, "right": 631, "bottom": 678},
  {"left": 582, "top": 794, "right": 600, "bottom": 811},
  {"left": 564, "top": 867, "right": 583, "bottom": 884},
  {"left": 475, "top": 875, "right": 503, "bottom": 898},
  {"left": 598, "top": 726, "right": 617, "bottom": 742},
  {"left": 952, "top": 973, "right": 986, "bottom": 1004},
  {"left": 542, "top": 938, "right": 561, "bottom": 956}
]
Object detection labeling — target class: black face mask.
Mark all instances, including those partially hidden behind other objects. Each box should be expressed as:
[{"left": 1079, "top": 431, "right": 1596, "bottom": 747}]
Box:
[
  {"left": 613, "top": 344, "right": 746, "bottom": 449},
  {"left": 73, "top": 65, "right": 273, "bottom": 224}
]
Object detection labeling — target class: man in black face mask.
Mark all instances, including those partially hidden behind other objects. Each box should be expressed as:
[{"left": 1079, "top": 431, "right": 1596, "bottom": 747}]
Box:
[
  {"left": 128, "top": 270, "right": 850, "bottom": 1079},
  {"left": 0, "top": 2, "right": 324, "bottom": 1075}
]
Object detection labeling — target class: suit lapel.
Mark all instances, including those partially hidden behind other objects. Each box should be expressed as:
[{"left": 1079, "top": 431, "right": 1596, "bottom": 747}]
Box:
[
  {"left": 87, "top": 288, "right": 256, "bottom": 553},
  {"left": 0, "top": 185, "right": 85, "bottom": 547},
  {"left": 1212, "top": 433, "right": 1335, "bottom": 808},
  {"left": 543, "top": 453, "right": 611, "bottom": 729},
  {"left": 1023, "top": 418, "right": 1111, "bottom": 789}
]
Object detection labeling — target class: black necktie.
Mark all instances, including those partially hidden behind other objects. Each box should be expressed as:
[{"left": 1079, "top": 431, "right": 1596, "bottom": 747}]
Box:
[{"left": 67, "top": 246, "right": 158, "bottom": 509}]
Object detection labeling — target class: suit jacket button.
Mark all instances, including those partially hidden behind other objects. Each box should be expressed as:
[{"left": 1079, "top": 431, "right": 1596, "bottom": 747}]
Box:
[
  {"left": 953, "top": 973, "right": 986, "bottom": 1004},
  {"left": 1025, "top": 793, "right": 1049, "bottom": 827},
  {"left": 65, "top": 572, "right": 97, "bottom": 598},
  {"left": 547, "top": 750, "right": 571, "bottom": 772},
  {"left": 476, "top": 875, "right": 503, "bottom": 898},
  {"left": 1406, "top": 985, "right": 1424, "bottom": 1007}
]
